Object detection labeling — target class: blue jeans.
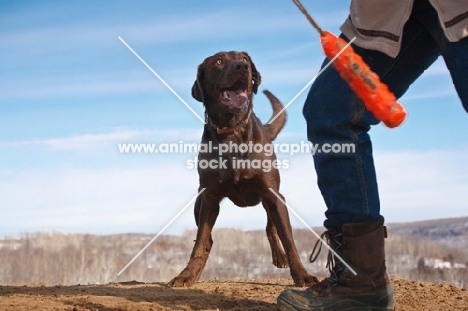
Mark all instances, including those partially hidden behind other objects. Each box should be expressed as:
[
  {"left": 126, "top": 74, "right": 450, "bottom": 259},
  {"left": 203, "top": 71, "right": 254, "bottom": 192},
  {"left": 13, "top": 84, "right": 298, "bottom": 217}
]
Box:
[{"left": 303, "top": 0, "right": 468, "bottom": 224}]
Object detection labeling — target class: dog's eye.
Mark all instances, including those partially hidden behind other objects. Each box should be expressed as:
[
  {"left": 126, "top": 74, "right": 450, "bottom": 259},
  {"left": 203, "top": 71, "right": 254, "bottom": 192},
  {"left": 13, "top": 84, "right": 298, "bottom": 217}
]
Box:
[
  {"left": 242, "top": 57, "right": 248, "bottom": 63},
  {"left": 216, "top": 59, "right": 223, "bottom": 65}
]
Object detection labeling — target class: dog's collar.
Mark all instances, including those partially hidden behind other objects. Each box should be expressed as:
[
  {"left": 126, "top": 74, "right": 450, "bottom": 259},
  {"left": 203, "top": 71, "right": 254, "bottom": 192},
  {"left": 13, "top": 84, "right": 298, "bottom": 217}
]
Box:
[{"left": 205, "top": 108, "right": 252, "bottom": 135}]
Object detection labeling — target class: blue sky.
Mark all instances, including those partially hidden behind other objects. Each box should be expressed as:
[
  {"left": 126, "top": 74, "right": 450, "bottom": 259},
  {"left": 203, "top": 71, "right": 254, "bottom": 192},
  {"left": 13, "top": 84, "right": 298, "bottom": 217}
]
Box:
[{"left": 1, "top": 1, "right": 467, "bottom": 237}]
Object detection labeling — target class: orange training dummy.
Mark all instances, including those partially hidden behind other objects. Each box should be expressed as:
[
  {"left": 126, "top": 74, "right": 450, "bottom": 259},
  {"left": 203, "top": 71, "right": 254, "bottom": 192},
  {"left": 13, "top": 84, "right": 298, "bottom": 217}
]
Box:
[{"left": 293, "top": 0, "right": 407, "bottom": 128}]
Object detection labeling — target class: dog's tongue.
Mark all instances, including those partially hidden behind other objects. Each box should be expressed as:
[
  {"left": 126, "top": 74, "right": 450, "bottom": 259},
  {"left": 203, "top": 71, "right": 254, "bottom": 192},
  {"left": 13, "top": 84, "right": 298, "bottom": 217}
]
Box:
[{"left": 225, "top": 90, "right": 249, "bottom": 109}]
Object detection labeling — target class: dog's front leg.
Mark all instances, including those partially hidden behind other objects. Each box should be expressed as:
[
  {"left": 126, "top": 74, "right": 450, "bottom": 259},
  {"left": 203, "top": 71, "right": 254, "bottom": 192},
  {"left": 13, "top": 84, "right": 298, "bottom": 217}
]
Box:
[
  {"left": 262, "top": 191, "right": 318, "bottom": 287},
  {"left": 168, "top": 194, "right": 220, "bottom": 287},
  {"left": 263, "top": 208, "right": 289, "bottom": 268}
]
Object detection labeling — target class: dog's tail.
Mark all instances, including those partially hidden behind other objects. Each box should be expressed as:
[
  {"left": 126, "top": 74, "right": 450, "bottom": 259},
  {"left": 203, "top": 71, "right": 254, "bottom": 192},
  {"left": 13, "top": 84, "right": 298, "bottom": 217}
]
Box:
[{"left": 263, "top": 90, "right": 286, "bottom": 141}]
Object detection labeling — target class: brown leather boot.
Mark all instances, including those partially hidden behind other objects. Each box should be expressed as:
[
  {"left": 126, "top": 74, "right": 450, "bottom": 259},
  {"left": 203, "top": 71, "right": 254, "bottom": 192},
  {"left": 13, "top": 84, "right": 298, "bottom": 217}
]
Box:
[{"left": 277, "top": 216, "right": 395, "bottom": 310}]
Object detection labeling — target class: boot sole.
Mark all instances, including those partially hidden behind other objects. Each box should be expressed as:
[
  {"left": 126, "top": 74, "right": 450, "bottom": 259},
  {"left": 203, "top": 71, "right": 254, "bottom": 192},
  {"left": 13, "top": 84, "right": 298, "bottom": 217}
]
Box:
[{"left": 277, "top": 285, "right": 395, "bottom": 311}]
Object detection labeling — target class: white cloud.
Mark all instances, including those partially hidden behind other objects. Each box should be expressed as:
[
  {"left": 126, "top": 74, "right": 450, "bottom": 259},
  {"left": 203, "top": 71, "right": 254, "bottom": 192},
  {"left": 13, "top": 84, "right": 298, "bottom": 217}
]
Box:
[
  {"left": 0, "top": 67, "right": 197, "bottom": 100},
  {"left": 0, "top": 128, "right": 203, "bottom": 152},
  {"left": 399, "top": 58, "right": 456, "bottom": 101},
  {"left": 0, "top": 8, "right": 322, "bottom": 55},
  {"left": 402, "top": 86, "right": 457, "bottom": 101},
  {"left": 420, "top": 58, "right": 449, "bottom": 77},
  {"left": 0, "top": 5, "right": 344, "bottom": 101},
  {"left": 374, "top": 148, "right": 468, "bottom": 221},
  {"left": 283, "top": 148, "right": 468, "bottom": 227},
  {"left": 0, "top": 165, "right": 199, "bottom": 235},
  {"left": 1, "top": 147, "right": 466, "bottom": 237},
  {"left": 0, "top": 63, "right": 320, "bottom": 101},
  {"left": 0, "top": 76, "right": 159, "bottom": 100}
]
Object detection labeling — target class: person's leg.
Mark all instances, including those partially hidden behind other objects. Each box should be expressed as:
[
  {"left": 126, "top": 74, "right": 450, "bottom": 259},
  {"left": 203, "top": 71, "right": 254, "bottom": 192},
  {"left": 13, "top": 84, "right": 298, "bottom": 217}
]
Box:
[
  {"left": 412, "top": 0, "right": 468, "bottom": 111},
  {"left": 278, "top": 1, "right": 442, "bottom": 310},
  {"left": 303, "top": 20, "right": 440, "bottom": 226}
]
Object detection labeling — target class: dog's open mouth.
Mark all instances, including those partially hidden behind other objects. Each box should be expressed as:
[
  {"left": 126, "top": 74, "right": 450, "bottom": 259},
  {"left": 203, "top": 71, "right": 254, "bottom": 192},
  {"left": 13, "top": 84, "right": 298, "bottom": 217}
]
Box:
[{"left": 219, "top": 80, "right": 250, "bottom": 111}]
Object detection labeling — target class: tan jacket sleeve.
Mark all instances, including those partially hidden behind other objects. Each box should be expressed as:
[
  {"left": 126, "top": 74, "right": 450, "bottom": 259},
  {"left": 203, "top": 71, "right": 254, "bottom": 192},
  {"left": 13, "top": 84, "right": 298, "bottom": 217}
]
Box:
[{"left": 340, "top": 0, "right": 468, "bottom": 58}]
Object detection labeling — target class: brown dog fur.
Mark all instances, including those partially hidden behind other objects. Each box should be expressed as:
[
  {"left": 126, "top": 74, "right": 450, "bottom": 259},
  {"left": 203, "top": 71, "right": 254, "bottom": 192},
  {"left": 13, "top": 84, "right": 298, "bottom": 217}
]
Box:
[{"left": 168, "top": 51, "right": 317, "bottom": 287}]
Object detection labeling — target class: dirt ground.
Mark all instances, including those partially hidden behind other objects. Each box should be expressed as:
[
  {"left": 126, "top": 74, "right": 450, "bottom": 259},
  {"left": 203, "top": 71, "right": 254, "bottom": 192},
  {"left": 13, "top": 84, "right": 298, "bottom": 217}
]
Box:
[{"left": 0, "top": 278, "right": 467, "bottom": 311}]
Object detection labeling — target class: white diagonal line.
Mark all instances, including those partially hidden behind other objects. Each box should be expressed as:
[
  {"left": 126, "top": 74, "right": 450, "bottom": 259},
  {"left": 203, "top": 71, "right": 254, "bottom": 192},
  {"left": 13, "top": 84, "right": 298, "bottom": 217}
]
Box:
[
  {"left": 268, "top": 188, "right": 357, "bottom": 275},
  {"left": 116, "top": 188, "right": 206, "bottom": 277},
  {"left": 118, "top": 36, "right": 206, "bottom": 124},
  {"left": 268, "top": 37, "right": 356, "bottom": 124}
]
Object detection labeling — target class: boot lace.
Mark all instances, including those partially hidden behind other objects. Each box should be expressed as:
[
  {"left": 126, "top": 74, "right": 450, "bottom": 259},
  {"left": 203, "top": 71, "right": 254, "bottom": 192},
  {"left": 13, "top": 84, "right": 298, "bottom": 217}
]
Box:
[{"left": 309, "top": 229, "right": 344, "bottom": 283}]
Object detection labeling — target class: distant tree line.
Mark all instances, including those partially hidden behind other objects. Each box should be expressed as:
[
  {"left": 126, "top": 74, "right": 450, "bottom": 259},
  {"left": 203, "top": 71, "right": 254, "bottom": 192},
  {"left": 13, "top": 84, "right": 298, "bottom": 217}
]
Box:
[{"left": 0, "top": 229, "right": 466, "bottom": 288}]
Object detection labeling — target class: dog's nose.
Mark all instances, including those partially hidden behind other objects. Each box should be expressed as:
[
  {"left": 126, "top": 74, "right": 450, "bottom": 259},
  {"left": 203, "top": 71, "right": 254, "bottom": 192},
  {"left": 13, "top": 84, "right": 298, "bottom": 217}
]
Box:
[{"left": 233, "top": 61, "right": 249, "bottom": 72}]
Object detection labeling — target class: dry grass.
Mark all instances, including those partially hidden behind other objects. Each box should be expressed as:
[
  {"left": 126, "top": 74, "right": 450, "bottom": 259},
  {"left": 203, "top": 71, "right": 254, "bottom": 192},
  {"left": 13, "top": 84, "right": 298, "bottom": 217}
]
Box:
[{"left": 0, "top": 227, "right": 466, "bottom": 288}]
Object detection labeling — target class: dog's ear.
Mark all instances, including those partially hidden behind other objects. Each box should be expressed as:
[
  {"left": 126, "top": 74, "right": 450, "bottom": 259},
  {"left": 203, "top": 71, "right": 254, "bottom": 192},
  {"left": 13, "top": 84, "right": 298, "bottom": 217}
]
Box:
[
  {"left": 191, "top": 61, "right": 205, "bottom": 103},
  {"left": 243, "top": 52, "right": 261, "bottom": 94}
]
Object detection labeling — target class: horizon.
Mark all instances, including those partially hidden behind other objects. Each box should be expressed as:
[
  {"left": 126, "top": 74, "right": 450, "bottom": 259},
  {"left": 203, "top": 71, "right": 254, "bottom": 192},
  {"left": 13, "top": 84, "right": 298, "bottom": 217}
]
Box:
[{"left": 2, "top": 214, "right": 468, "bottom": 239}]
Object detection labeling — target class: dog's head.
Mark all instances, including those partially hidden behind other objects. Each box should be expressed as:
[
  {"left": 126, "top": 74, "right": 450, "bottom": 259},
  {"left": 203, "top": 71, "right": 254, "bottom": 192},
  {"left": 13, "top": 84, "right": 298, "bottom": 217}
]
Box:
[{"left": 191, "top": 51, "right": 261, "bottom": 114}]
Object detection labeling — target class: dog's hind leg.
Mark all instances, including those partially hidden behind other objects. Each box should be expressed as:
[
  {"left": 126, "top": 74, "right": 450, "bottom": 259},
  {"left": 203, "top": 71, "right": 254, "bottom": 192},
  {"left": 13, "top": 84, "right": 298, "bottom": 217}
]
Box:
[
  {"left": 263, "top": 202, "right": 289, "bottom": 268},
  {"left": 168, "top": 193, "right": 220, "bottom": 287}
]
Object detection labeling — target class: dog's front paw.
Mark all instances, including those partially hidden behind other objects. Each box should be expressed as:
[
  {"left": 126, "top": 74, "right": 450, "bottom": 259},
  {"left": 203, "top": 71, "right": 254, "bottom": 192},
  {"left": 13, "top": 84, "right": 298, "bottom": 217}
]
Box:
[
  {"left": 304, "top": 274, "right": 319, "bottom": 286},
  {"left": 271, "top": 248, "right": 289, "bottom": 268},
  {"left": 293, "top": 274, "right": 319, "bottom": 287},
  {"left": 168, "top": 269, "right": 196, "bottom": 287}
]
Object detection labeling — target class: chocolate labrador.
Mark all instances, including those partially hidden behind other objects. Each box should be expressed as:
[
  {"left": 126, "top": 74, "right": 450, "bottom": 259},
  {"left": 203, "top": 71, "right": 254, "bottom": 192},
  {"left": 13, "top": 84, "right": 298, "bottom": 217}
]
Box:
[{"left": 168, "top": 51, "right": 317, "bottom": 287}]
